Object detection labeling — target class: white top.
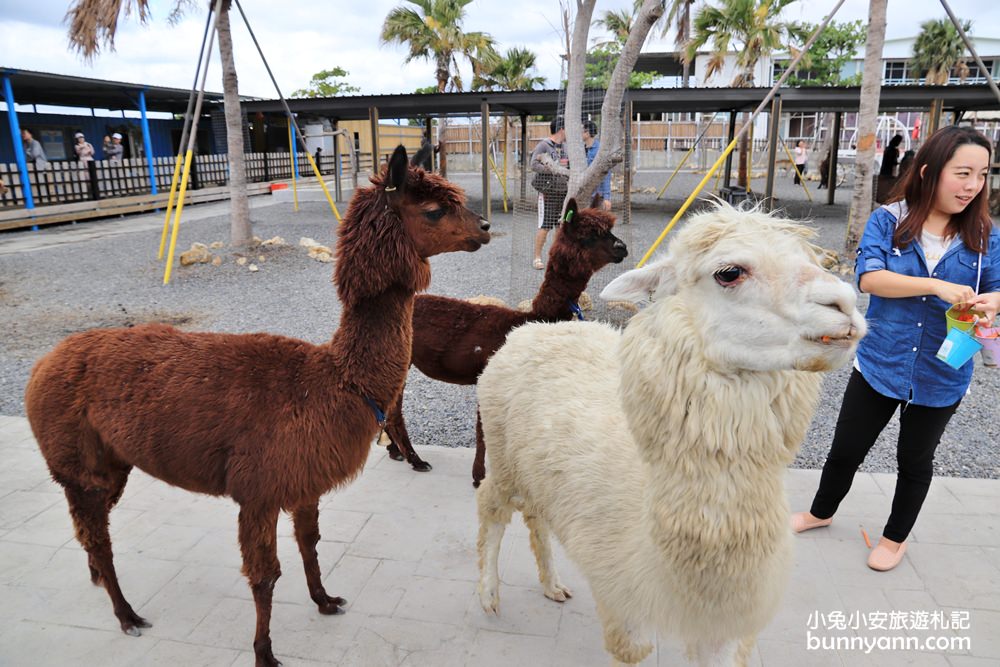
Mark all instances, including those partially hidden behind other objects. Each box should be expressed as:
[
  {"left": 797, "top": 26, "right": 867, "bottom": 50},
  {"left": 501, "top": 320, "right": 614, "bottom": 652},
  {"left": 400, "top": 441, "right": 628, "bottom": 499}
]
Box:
[
  {"left": 919, "top": 229, "right": 953, "bottom": 275},
  {"left": 793, "top": 146, "right": 807, "bottom": 165}
]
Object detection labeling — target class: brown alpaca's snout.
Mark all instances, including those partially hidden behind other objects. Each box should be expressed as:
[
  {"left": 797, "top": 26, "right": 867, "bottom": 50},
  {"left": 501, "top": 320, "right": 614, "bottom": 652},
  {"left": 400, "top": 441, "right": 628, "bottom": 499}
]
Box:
[
  {"left": 464, "top": 210, "right": 492, "bottom": 250},
  {"left": 610, "top": 236, "right": 628, "bottom": 263}
]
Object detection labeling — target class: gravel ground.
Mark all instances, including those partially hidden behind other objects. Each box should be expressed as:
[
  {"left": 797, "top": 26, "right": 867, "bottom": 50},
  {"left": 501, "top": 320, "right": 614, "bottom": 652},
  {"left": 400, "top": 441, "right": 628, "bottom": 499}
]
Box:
[{"left": 1, "top": 169, "right": 997, "bottom": 479}]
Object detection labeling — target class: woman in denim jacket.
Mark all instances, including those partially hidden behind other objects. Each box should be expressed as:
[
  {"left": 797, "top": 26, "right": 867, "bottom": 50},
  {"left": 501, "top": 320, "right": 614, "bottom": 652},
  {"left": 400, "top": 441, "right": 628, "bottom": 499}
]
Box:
[{"left": 792, "top": 126, "right": 1000, "bottom": 572}]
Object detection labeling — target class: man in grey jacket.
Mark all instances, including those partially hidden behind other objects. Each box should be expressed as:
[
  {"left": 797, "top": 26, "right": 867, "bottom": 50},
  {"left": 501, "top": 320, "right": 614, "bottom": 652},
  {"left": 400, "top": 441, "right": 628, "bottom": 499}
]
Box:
[
  {"left": 530, "top": 117, "right": 569, "bottom": 269},
  {"left": 105, "top": 132, "right": 125, "bottom": 162},
  {"left": 21, "top": 129, "right": 49, "bottom": 170}
]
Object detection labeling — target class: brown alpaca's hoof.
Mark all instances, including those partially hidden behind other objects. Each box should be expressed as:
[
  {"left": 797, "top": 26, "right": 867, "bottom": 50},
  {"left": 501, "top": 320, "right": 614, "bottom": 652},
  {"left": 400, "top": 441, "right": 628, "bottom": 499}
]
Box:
[
  {"left": 472, "top": 478, "right": 481, "bottom": 488},
  {"left": 316, "top": 594, "right": 347, "bottom": 615},
  {"left": 411, "top": 460, "right": 432, "bottom": 472},
  {"left": 387, "top": 444, "right": 405, "bottom": 461},
  {"left": 118, "top": 610, "right": 152, "bottom": 637},
  {"left": 254, "top": 639, "right": 281, "bottom": 666}
]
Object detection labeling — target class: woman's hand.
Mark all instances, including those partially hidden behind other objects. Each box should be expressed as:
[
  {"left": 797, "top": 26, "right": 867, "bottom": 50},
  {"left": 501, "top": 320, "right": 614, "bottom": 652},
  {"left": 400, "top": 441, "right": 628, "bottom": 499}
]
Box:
[
  {"left": 964, "top": 292, "right": 1000, "bottom": 326},
  {"left": 933, "top": 279, "right": 977, "bottom": 306}
]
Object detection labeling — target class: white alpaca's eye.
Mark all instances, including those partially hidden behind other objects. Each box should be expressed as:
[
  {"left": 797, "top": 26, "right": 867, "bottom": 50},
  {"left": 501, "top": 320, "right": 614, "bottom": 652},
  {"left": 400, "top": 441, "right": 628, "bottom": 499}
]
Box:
[{"left": 713, "top": 265, "right": 746, "bottom": 287}]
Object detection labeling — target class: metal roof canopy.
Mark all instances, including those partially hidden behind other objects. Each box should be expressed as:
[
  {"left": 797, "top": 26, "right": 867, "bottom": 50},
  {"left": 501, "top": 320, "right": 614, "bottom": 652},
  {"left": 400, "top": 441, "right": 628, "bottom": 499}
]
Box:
[
  {"left": 241, "top": 84, "right": 1000, "bottom": 120},
  {"left": 0, "top": 67, "right": 225, "bottom": 114}
]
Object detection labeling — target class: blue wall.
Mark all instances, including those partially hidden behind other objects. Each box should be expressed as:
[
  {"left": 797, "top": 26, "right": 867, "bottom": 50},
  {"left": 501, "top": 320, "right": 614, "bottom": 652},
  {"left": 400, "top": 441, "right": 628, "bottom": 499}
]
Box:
[{"left": 0, "top": 111, "right": 216, "bottom": 163}]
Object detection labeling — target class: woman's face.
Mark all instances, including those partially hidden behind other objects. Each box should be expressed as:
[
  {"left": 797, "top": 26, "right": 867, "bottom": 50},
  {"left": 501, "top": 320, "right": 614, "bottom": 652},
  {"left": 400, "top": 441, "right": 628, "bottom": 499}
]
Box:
[{"left": 929, "top": 144, "right": 990, "bottom": 217}]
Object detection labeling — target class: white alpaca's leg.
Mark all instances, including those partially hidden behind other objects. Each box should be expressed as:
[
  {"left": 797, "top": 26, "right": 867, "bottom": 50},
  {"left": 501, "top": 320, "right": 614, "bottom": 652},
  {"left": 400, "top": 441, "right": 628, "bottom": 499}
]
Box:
[
  {"left": 476, "top": 478, "right": 512, "bottom": 615},
  {"left": 687, "top": 639, "right": 739, "bottom": 667},
  {"left": 523, "top": 513, "right": 572, "bottom": 602},
  {"left": 597, "top": 601, "right": 653, "bottom": 666}
]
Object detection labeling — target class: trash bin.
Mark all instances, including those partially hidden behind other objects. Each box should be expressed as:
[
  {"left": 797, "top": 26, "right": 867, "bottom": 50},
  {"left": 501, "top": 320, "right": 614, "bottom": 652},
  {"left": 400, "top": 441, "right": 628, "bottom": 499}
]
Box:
[{"left": 720, "top": 186, "right": 748, "bottom": 205}]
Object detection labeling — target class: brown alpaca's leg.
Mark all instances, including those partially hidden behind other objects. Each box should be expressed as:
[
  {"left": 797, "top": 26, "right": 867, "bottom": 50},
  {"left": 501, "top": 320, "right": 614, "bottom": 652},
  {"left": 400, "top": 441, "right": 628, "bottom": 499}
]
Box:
[
  {"left": 472, "top": 409, "right": 486, "bottom": 488},
  {"left": 238, "top": 504, "right": 282, "bottom": 667},
  {"left": 291, "top": 504, "right": 346, "bottom": 615},
  {"left": 63, "top": 474, "right": 150, "bottom": 636},
  {"left": 384, "top": 389, "right": 431, "bottom": 472}
]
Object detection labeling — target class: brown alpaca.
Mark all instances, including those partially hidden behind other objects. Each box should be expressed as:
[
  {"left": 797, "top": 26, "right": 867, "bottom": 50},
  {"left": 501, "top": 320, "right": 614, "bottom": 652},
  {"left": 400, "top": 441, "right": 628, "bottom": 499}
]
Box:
[
  {"left": 23, "top": 145, "right": 490, "bottom": 667},
  {"left": 383, "top": 198, "right": 627, "bottom": 485}
]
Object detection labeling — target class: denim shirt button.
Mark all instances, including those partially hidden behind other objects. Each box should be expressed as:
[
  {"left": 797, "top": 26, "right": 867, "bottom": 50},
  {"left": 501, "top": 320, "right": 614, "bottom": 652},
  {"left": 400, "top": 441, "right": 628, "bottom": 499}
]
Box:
[
  {"left": 912, "top": 347, "right": 918, "bottom": 352},
  {"left": 917, "top": 322, "right": 922, "bottom": 327},
  {"left": 922, "top": 297, "right": 927, "bottom": 301}
]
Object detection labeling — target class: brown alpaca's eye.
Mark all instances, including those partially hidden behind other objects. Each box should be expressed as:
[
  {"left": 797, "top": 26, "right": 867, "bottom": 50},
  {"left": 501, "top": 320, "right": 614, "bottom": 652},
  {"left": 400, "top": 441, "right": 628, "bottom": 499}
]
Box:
[
  {"left": 714, "top": 265, "right": 746, "bottom": 287},
  {"left": 422, "top": 208, "right": 446, "bottom": 222}
]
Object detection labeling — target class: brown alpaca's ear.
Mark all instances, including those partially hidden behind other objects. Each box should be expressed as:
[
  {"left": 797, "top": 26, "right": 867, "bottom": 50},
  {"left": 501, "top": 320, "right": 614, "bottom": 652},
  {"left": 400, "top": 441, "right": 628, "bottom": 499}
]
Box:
[
  {"left": 387, "top": 145, "right": 409, "bottom": 195},
  {"left": 563, "top": 198, "right": 578, "bottom": 225},
  {"left": 590, "top": 192, "right": 603, "bottom": 209}
]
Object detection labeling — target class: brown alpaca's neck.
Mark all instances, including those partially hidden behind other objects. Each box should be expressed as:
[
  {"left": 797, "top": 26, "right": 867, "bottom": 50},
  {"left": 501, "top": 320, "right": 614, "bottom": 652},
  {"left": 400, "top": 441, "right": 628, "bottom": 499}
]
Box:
[
  {"left": 327, "top": 287, "right": 415, "bottom": 410},
  {"left": 530, "top": 255, "right": 593, "bottom": 320}
]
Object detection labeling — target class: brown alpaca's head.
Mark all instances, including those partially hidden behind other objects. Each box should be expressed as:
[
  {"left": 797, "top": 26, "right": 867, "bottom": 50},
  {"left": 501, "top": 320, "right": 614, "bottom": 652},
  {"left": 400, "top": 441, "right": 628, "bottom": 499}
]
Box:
[
  {"left": 548, "top": 197, "right": 628, "bottom": 276},
  {"left": 336, "top": 145, "right": 491, "bottom": 304}
]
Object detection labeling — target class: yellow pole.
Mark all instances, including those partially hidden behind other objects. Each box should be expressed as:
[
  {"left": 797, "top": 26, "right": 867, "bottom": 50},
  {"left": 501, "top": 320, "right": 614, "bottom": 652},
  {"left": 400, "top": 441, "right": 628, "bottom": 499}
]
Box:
[
  {"left": 656, "top": 143, "right": 696, "bottom": 199},
  {"left": 158, "top": 153, "right": 183, "bottom": 259},
  {"left": 163, "top": 149, "right": 194, "bottom": 285},
  {"left": 746, "top": 121, "right": 754, "bottom": 193},
  {"left": 713, "top": 158, "right": 724, "bottom": 191},
  {"left": 288, "top": 123, "right": 298, "bottom": 212},
  {"left": 637, "top": 139, "right": 738, "bottom": 268},
  {"left": 782, "top": 142, "right": 814, "bottom": 202},
  {"left": 302, "top": 151, "right": 342, "bottom": 222},
  {"left": 486, "top": 155, "right": 510, "bottom": 212}
]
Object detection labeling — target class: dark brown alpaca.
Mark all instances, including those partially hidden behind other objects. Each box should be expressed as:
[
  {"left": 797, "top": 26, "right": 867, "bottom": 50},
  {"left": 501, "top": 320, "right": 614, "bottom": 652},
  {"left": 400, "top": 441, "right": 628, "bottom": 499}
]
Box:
[
  {"left": 23, "top": 145, "right": 490, "bottom": 667},
  {"left": 383, "top": 198, "right": 627, "bottom": 485}
]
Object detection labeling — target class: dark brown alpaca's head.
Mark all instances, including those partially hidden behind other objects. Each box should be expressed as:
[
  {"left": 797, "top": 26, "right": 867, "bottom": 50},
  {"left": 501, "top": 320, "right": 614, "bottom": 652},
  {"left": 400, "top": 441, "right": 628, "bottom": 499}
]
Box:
[
  {"left": 336, "top": 145, "right": 491, "bottom": 305},
  {"left": 548, "top": 198, "right": 628, "bottom": 276}
]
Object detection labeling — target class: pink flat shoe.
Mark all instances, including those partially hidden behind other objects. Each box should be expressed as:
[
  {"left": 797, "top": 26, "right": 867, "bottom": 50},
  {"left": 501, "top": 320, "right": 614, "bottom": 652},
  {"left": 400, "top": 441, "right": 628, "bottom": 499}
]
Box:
[
  {"left": 867, "top": 540, "right": 907, "bottom": 571},
  {"left": 790, "top": 511, "right": 833, "bottom": 533}
]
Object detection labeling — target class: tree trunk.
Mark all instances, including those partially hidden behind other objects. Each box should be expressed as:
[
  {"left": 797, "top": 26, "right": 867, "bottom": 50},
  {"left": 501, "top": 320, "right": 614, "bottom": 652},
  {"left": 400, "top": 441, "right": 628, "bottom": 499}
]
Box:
[
  {"left": 217, "top": 4, "right": 252, "bottom": 247},
  {"left": 844, "top": 0, "right": 887, "bottom": 254},
  {"left": 564, "top": 0, "right": 664, "bottom": 204},
  {"left": 737, "top": 127, "right": 749, "bottom": 188}
]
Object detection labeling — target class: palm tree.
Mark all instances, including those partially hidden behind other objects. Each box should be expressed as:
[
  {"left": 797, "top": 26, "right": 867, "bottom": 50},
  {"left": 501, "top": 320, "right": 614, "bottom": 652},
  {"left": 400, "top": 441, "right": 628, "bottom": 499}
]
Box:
[
  {"left": 844, "top": 0, "right": 888, "bottom": 254},
  {"left": 685, "top": 0, "right": 808, "bottom": 187},
  {"left": 593, "top": 5, "right": 637, "bottom": 48},
  {"left": 381, "top": 0, "right": 497, "bottom": 176},
  {"left": 911, "top": 17, "right": 971, "bottom": 85},
  {"left": 380, "top": 0, "right": 497, "bottom": 94},
  {"left": 472, "top": 47, "right": 545, "bottom": 92},
  {"left": 663, "top": 0, "right": 696, "bottom": 87},
  {"left": 67, "top": 0, "right": 253, "bottom": 247}
]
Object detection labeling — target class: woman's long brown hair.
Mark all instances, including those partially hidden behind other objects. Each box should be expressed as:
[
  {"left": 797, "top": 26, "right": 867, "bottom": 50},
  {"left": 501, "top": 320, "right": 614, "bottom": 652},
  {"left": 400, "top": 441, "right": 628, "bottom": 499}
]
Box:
[{"left": 888, "top": 125, "right": 992, "bottom": 254}]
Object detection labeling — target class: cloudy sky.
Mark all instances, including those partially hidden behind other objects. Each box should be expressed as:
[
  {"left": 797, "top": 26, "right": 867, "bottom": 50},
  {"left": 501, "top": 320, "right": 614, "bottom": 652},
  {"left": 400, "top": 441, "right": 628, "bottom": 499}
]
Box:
[{"left": 1, "top": 0, "right": 997, "bottom": 101}]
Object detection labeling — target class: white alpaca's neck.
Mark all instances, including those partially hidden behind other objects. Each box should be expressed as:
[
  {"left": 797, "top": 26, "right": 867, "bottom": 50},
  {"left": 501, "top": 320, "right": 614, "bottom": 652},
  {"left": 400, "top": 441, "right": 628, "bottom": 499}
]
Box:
[{"left": 614, "top": 296, "right": 821, "bottom": 639}]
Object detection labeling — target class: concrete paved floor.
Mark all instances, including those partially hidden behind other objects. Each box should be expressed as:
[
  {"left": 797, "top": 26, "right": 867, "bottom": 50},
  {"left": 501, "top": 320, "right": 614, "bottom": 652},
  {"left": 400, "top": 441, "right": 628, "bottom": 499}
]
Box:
[{"left": 0, "top": 415, "right": 997, "bottom": 666}]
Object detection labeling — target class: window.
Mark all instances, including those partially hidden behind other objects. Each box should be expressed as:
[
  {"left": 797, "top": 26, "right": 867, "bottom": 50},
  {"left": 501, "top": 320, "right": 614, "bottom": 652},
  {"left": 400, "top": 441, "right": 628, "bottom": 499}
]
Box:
[
  {"left": 787, "top": 113, "right": 818, "bottom": 140},
  {"left": 883, "top": 61, "right": 911, "bottom": 85}
]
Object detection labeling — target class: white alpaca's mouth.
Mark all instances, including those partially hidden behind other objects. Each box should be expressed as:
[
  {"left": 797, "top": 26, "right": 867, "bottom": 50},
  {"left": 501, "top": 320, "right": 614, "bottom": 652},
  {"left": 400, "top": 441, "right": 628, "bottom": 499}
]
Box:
[{"left": 806, "top": 325, "right": 860, "bottom": 348}]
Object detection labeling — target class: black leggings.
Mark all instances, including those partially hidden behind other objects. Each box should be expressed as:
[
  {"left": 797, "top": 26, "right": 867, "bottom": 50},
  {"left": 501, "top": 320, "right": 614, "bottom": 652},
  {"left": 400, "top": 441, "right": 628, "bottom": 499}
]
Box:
[{"left": 810, "top": 369, "right": 961, "bottom": 542}]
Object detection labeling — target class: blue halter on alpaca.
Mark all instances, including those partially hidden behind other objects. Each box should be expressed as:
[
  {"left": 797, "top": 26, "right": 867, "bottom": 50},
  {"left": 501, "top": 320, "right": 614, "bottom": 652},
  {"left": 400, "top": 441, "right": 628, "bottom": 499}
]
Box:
[
  {"left": 363, "top": 396, "right": 387, "bottom": 428},
  {"left": 569, "top": 301, "right": 585, "bottom": 321}
]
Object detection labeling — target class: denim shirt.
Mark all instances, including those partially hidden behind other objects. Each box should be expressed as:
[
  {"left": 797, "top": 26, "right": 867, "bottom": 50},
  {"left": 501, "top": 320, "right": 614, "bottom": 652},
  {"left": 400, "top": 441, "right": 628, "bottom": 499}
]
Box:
[
  {"left": 854, "top": 202, "right": 1000, "bottom": 407},
  {"left": 584, "top": 139, "right": 612, "bottom": 201}
]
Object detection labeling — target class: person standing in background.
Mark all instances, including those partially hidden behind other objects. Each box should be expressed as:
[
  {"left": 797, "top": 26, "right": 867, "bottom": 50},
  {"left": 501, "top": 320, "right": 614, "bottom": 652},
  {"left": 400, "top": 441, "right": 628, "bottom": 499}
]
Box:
[
  {"left": 582, "top": 120, "right": 612, "bottom": 211},
  {"left": 792, "top": 139, "right": 808, "bottom": 185},
  {"left": 74, "top": 133, "right": 95, "bottom": 162},
  {"left": 22, "top": 129, "right": 49, "bottom": 170},
  {"left": 105, "top": 133, "right": 124, "bottom": 162}
]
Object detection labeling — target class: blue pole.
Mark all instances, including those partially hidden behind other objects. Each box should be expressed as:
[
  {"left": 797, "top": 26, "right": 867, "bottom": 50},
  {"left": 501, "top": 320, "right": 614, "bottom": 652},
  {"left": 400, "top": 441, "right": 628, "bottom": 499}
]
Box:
[
  {"left": 2, "top": 75, "right": 35, "bottom": 210},
  {"left": 138, "top": 89, "right": 158, "bottom": 194},
  {"left": 291, "top": 122, "right": 299, "bottom": 180}
]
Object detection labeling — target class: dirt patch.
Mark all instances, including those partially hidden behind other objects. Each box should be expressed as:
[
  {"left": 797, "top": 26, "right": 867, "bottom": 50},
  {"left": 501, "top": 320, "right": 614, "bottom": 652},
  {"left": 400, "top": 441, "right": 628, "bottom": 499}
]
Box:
[{"left": 2, "top": 305, "right": 205, "bottom": 361}]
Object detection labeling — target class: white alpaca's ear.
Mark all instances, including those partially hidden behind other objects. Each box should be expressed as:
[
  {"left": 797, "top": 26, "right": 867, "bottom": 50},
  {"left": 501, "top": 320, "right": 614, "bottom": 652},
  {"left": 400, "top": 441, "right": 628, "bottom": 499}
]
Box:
[{"left": 600, "top": 259, "right": 677, "bottom": 303}]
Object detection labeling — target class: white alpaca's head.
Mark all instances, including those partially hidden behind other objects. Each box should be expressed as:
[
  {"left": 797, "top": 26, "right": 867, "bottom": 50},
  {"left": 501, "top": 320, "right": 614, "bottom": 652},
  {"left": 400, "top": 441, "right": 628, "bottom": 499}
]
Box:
[{"left": 601, "top": 203, "right": 866, "bottom": 373}]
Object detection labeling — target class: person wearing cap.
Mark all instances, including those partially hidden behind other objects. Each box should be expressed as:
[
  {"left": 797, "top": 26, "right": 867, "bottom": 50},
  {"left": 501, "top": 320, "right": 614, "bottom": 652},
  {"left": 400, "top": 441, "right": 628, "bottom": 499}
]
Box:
[
  {"left": 74, "top": 132, "right": 95, "bottom": 162},
  {"left": 105, "top": 133, "right": 124, "bottom": 162}
]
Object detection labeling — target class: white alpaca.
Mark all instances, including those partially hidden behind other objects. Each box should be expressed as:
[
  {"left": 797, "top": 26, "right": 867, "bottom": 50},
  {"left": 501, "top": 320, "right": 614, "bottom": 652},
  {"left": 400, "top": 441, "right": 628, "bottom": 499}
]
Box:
[{"left": 475, "top": 203, "right": 866, "bottom": 666}]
